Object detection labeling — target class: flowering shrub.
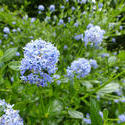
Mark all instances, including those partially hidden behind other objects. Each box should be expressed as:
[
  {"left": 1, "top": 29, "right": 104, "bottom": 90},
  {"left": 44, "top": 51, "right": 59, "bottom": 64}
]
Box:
[
  {"left": 20, "top": 39, "right": 60, "bottom": 86},
  {"left": 0, "top": 0, "right": 125, "bottom": 124}
]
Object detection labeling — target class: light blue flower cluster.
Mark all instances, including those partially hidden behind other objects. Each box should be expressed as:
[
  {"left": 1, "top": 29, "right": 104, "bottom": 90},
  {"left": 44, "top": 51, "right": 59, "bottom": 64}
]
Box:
[
  {"left": 20, "top": 39, "right": 60, "bottom": 87},
  {"left": 118, "top": 114, "right": 125, "bottom": 123},
  {"left": 83, "top": 113, "right": 91, "bottom": 124},
  {"left": 49, "top": 5, "right": 55, "bottom": 12},
  {"left": 3, "top": 27, "right": 10, "bottom": 34},
  {"left": 67, "top": 58, "right": 91, "bottom": 79},
  {"left": 38, "top": 5, "right": 44, "bottom": 11},
  {"left": 0, "top": 99, "right": 23, "bottom": 125},
  {"left": 84, "top": 25, "right": 105, "bottom": 46},
  {"left": 89, "top": 59, "right": 98, "bottom": 69},
  {"left": 74, "top": 34, "right": 83, "bottom": 41},
  {"left": 58, "top": 19, "right": 64, "bottom": 25}
]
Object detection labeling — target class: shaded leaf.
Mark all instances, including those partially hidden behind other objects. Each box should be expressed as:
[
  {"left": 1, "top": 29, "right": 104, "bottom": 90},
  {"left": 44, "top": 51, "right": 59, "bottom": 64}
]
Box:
[
  {"left": 90, "top": 98, "right": 103, "bottom": 125},
  {"left": 8, "top": 61, "right": 21, "bottom": 71},
  {"left": 0, "top": 48, "right": 17, "bottom": 62},
  {"left": 68, "top": 110, "right": 83, "bottom": 119}
]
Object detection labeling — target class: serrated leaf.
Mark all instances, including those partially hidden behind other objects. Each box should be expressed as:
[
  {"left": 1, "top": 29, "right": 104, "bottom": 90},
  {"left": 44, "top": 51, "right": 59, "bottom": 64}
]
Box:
[
  {"left": 68, "top": 110, "right": 83, "bottom": 119},
  {"left": 90, "top": 98, "right": 103, "bottom": 125},
  {"left": 0, "top": 48, "right": 17, "bottom": 62},
  {"left": 8, "top": 61, "right": 20, "bottom": 71}
]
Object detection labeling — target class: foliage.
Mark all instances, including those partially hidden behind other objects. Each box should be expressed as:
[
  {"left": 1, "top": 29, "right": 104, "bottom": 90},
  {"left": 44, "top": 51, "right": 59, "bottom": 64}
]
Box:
[{"left": 0, "top": 0, "right": 125, "bottom": 124}]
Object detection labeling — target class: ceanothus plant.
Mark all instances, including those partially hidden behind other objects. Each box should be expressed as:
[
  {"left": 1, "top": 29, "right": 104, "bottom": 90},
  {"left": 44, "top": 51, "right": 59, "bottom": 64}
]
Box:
[{"left": 20, "top": 39, "right": 60, "bottom": 87}]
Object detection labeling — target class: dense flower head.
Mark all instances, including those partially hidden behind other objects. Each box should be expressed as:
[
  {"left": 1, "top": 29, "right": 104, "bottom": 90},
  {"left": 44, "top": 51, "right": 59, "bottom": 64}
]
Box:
[
  {"left": 3, "top": 27, "right": 10, "bottom": 34},
  {"left": 20, "top": 39, "right": 60, "bottom": 87},
  {"left": 0, "top": 99, "right": 23, "bottom": 125},
  {"left": 84, "top": 25, "right": 105, "bottom": 46},
  {"left": 67, "top": 58, "right": 91, "bottom": 79}
]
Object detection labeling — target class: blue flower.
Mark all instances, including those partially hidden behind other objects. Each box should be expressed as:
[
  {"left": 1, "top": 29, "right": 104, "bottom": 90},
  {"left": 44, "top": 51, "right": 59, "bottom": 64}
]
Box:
[
  {"left": 58, "top": 19, "right": 64, "bottom": 25},
  {"left": 61, "top": 5, "right": 65, "bottom": 9},
  {"left": 12, "top": 21, "right": 16, "bottom": 25},
  {"left": 67, "top": 58, "right": 91, "bottom": 79},
  {"left": 120, "top": 26, "right": 123, "bottom": 30},
  {"left": 101, "top": 53, "right": 109, "bottom": 58},
  {"left": 71, "top": 6, "right": 75, "bottom": 11},
  {"left": 20, "top": 39, "right": 60, "bottom": 87},
  {"left": 68, "top": 17, "right": 71, "bottom": 22},
  {"left": 0, "top": 40, "right": 2, "bottom": 44},
  {"left": 12, "top": 29, "right": 17, "bottom": 32},
  {"left": 74, "top": 34, "right": 83, "bottom": 40},
  {"left": 118, "top": 114, "right": 125, "bottom": 123},
  {"left": 74, "top": 22, "right": 79, "bottom": 27},
  {"left": 0, "top": 99, "right": 23, "bottom": 125},
  {"left": 112, "top": 38, "right": 116, "bottom": 43},
  {"left": 11, "top": 77, "right": 14, "bottom": 82},
  {"left": 16, "top": 52, "right": 20, "bottom": 56},
  {"left": 89, "top": 59, "right": 98, "bottom": 69},
  {"left": 83, "top": 118, "right": 91, "bottom": 124},
  {"left": 98, "top": 3, "right": 103, "bottom": 8},
  {"left": 31, "top": 18, "right": 36, "bottom": 23},
  {"left": 17, "top": 28, "right": 21, "bottom": 32},
  {"left": 3, "top": 27, "right": 10, "bottom": 34},
  {"left": 87, "top": 23, "right": 93, "bottom": 29},
  {"left": 50, "top": 5, "right": 55, "bottom": 12},
  {"left": 83, "top": 113, "right": 91, "bottom": 124},
  {"left": 99, "top": 111, "right": 103, "bottom": 118},
  {"left": 10, "top": 42, "right": 14, "bottom": 45},
  {"left": 38, "top": 5, "right": 44, "bottom": 11},
  {"left": 84, "top": 25, "right": 105, "bottom": 46},
  {"left": 64, "top": 45, "right": 68, "bottom": 50}
]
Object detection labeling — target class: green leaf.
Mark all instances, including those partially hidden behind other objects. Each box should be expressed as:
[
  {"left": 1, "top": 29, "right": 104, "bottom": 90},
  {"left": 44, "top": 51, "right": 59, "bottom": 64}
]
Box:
[
  {"left": 47, "top": 99, "right": 63, "bottom": 115},
  {"left": 103, "top": 109, "right": 108, "bottom": 120},
  {"left": 68, "top": 110, "right": 83, "bottom": 119},
  {"left": 97, "top": 82, "right": 119, "bottom": 96},
  {"left": 90, "top": 98, "right": 103, "bottom": 125},
  {"left": 8, "top": 61, "right": 21, "bottom": 71},
  {"left": 108, "top": 56, "right": 117, "bottom": 66},
  {"left": 0, "top": 48, "right": 17, "bottom": 62},
  {"left": 81, "top": 81, "right": 93, "bottom": 89},
  {"left": 0, "top": 50, "right": 3, "bottom": 57}
]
